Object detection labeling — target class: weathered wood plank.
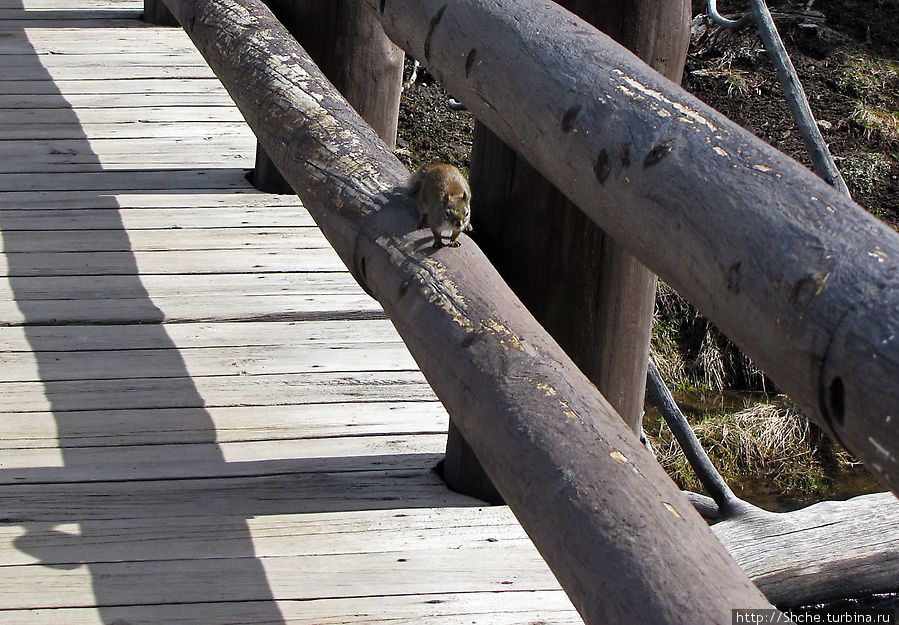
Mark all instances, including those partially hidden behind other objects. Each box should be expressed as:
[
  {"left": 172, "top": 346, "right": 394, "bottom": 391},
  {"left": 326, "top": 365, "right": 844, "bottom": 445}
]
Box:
[
  {"left": 0, "top": 207, "right": 313, "bottom": 230},
  {"left": 1, "top": 137, "right": 257, "bottom": 172},
  {"left": 0, "top": 107, "right": 246, "bottom": 125},
  {"left": 0, "top": 0, "right": 141, "bottom": 8},
  {"left": 0, "top": 248, "right": 344, "bottom": 275},
  {"left": 0, "top": 91, "right": 234, "bottom": 108},
  {"left": 0, "top": 470, "right": 478, "bottom": 521},
  {"left": 0, "top": 402, "right": 448, "bottom": 448},
  {"left": 0, "top": 190, "right": 302, "bottom": 209},
  {"left": 0, "top": 592, "right": 580, "bottom": 625},
  {"left": 0, "top": 120, "right": 249, "bottom": 140},
  {"left": 0, "top": 12, "right": 140, "bottom": 23},
  {"left": 0, "top": 507, "right": 554, "bottom": 565},
  {"left": 0, "top": 341, "right": 417, "bottom": 381},
  {"left": 0, "top": 293, "right": 383, "bottom": 325},
  {"left": 0, "top": 319, "right": 403, "bottom": 351},
  {"left": 0, "top": 226, "right": 326, "bottom": 252},
  {"left": 0, "top": 272, "right": 366, "bottom": 299},
  {"left": 0, "top": 35, "right": 197, "bottom": 56},
  {"left": 0, "top": 435, "right": 446, "bottom": 483},
  {"left": 0, "top": 370, "right": 434, "bottom": 412},
  {"left": 0, "top": 169, "right": 254, "bottom": 192},
  {"left": 0, "top": 547, "right": 562, "bottom": 610}
]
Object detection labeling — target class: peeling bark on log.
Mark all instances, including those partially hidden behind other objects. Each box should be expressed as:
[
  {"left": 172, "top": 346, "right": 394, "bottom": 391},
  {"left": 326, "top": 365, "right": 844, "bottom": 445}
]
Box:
[
  {"left": 160, "top": 0, "right": 775, "bottom": 622},
  {"left": 367, "top": 0, "right": 899, "bottom": 495},
  {"left": 713, "top": 492, "right": 899, "bottom": 606}
]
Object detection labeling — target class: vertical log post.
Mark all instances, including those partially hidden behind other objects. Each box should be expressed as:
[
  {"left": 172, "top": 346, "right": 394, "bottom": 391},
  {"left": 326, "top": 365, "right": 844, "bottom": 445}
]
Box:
[
  {"left": 143, "top": 0, "right": 179, "bottom": 25},
  {"left": 252, "top": 0, "right": 404, "bottom": 193},
  {"left": 444, "top": 0, "right": 691, "bottom": 499}
]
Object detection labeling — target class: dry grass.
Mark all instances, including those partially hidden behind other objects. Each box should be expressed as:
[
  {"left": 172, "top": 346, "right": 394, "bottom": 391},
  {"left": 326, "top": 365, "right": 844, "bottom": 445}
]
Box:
[
  {"left": 652, "top": 282, "right": 767, "bottom": 393},
  {"left": 850, "top": 104, "right": 899, "bottom": 144},
  {"left": 647, "top": 395, "right": 852, "bottom": 495}
]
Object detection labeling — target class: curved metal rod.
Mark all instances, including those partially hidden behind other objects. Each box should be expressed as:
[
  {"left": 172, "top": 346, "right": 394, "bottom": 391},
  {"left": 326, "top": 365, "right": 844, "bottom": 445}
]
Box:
[
  {"left": 646, "top": 358, "right": 746, "bottom": 516},
  {"left": 748, "top": 0, "right": 852, "bottom": 197},
  {"left": 707, "top": 0, "right": 754, "bottom": 29}
]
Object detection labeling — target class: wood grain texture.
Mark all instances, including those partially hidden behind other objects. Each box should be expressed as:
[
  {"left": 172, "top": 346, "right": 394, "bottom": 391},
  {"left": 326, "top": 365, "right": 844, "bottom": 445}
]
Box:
[{"left": 714, "top": 493, "right": 899, "bottom": 606}]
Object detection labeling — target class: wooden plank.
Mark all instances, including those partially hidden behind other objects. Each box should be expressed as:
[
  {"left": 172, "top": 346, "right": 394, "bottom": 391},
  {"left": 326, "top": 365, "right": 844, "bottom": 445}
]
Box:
[
  {"left": 0, "top": 207, "right": 314, "bottom": 230},
  {"left": 0, "top": 319, "right": 402, "bottom": 351},
  {"left": 0, "top": 434, "right": 447, "bottom": 483},
  {"left": 0, "top": 272, "right": 365, "bottom": 299},
  {"left": 0, "top": 592, "right": 580, "bottom": 625},
  {"left": 0, "top": 293, "right": 383, "bottom": 325},
  {"left": 0, "top": 120, "right": 249, "bottom": 140},
  {"left": 0, "top": 190, "right": 302, "bottom": 210},
  {"left": 0, "top": 341, "right": 418, "bottom": 381},
  {"left": 0, "top": 35, "right": 198, "bottom": 56},
  {"left": 0, "top": 227, "right": 327, "bottom": 251},
  {"left": 1, "top": 55, "right": 214, "bottom": 76},
  {"left": 0, "top": 137, "right": 258, "bottom": 173},
  {"left": 0, "top": 92, "right": 234, "bottom": 108},
  {"left": 0, "top": 506, "right": 549, "bottom": 565},
  {"left": 0, "top": 169, "right": 258, "bottom": 192},
  {"left": 0, "top": 592, "right": 579, "bottom": 625},
  {"left": 0, "top": 470, "right": 479, "bottom": 521},
  {"left": 0, "top": 0, "right": 141, "bottom": 8},
  {"left": 0, "top": 544, "right": 561, "bottom": 610},
  {"left": 0, "top": 12, "right": 140, "bottom": 22},
  {"left": 0, "top": 370, "right": 435, "bottom": 412},
  {"left": 0, "top": 106, "right": 247, "bottom": 125},
  {"left": 0, "top": 248, "right": 346, "bottom": 274},
  {"left": 0, "top": 402, "right": 448, "bottom": 449}
]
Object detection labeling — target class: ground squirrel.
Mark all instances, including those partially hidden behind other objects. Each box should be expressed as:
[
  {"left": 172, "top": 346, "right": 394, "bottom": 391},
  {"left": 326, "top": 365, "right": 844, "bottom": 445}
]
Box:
[{"left": 409, "top": 163, "right": 472, "bottom": 248}]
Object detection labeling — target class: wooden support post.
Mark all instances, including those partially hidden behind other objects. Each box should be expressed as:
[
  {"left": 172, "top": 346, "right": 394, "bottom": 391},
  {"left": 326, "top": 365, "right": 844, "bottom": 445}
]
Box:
[
  {"left": 251, "top": 0, "right": 404, "bottom": 193},
  {"left": 143, "top": 0, "right": 179, "bottom": 25},
  {"left": 451, "top": 1, "right": 690, "bottom": 494}
]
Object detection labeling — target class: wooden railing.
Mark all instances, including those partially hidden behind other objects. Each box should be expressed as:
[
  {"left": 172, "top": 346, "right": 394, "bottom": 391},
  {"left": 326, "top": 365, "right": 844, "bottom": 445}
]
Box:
[{"left": 148, "top": 0, "right": 899, "bottom": 622}]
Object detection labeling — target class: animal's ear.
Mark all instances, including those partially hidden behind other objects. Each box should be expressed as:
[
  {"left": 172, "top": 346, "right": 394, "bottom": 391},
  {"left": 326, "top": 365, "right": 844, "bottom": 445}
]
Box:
[
  {"left": 441, "top": 192, "right": 449, "bottom": 204},
  {"left": 462, "top": 190, "right": 470, "bottom": 202}
]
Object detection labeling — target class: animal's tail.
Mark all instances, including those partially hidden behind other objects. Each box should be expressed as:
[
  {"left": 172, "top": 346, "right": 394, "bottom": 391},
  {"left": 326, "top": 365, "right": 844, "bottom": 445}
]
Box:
[{"left": 407, "top": 164, "right": 430, "bottom": 195}]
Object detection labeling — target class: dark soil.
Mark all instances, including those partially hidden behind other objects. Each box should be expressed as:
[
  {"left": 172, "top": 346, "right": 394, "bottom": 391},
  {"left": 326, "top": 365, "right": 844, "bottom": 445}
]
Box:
[{"left": 396, "top": 0, "right": 899, "bottom": 228}]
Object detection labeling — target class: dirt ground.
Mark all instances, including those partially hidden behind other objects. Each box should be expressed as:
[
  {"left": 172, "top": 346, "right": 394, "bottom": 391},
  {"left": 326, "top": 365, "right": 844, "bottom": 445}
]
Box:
[{"left": 396, "top": 0, "right": 898, "bottom": 229}]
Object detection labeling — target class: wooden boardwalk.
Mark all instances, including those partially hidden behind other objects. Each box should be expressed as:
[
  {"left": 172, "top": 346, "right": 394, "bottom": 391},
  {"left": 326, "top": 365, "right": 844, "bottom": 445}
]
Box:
[{"left": 0, "top": 1, "right": 581, "bottom": 622}]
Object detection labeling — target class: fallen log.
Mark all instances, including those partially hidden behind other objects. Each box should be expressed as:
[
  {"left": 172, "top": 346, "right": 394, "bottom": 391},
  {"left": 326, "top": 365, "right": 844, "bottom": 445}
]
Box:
[
  {"left": 367, "top": 0, "right": 899, "bottom": 495},
  {"left": 160, "top": 0, "right": 775, "bottom": 622},
  {"left": 714, "top": 492, "right": 899, "bottom": 606}
]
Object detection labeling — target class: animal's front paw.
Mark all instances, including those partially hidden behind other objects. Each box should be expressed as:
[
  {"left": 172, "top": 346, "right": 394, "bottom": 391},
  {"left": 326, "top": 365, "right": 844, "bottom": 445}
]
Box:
[{"left": 446, "top": 240, "right": 462, "bottom": 247}]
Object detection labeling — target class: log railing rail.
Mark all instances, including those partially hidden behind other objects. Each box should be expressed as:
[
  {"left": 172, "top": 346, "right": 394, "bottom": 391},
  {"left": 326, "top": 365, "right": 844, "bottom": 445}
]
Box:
[{"left": 153, "top": 0, "right": 899, "bottom": 621}]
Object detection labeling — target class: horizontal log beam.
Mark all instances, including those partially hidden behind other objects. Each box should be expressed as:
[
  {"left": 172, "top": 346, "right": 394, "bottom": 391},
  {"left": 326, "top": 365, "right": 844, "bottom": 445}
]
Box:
[
  {"left": 368, "top": 0, "right": 899, "bottom": 494},
  {"left": 160, "top": 0, "right": 774, "bottom": 622}
]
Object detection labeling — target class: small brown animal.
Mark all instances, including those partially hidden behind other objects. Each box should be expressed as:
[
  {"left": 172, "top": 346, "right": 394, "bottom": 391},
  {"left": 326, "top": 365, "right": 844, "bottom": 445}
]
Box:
[{"left": 410, "top": 163, "right": 472, "bottom": 248}]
